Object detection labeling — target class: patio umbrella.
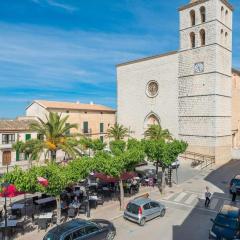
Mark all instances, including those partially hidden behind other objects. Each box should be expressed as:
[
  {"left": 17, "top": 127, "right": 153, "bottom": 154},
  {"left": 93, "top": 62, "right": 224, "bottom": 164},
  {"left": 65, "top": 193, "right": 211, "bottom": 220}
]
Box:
[
  {"left": 0, "top": 184, "right": 23, "bottom": 198},
  {"left": 93, "top": 172, "right": 137, "bottom": 183}
]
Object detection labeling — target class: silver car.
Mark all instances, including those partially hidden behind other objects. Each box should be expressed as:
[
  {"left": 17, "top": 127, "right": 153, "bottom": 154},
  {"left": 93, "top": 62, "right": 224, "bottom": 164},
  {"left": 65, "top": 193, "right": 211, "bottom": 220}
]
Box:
[{"left": 123, "top": 197, "right": 166, "bottom": 226}]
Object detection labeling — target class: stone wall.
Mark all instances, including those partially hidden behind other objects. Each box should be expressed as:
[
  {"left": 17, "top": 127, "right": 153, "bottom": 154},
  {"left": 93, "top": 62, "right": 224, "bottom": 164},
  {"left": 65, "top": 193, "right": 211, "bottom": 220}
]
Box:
[{"left": 117, "top": 52, "right": 179, "bottom": 139}]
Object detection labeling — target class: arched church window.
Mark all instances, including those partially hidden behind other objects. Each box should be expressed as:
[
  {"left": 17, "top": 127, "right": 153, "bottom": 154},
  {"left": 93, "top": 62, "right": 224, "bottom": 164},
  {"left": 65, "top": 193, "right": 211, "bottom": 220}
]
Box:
[
  {"left": 225, "top": 10, "right": 228, "bottom": 25},
  {"left": 190, "top": 10, "right": 196, "bottom": 26},
  {"left": 200, "top": 29, "right": 206, "bottom": 46},
  {"left": 144, "top": 113, "right": 160, "bottom": 129},
  {"left": 225, "top": 32, "right": 228, "bottom": 45},
  {"left": 190, "top": 32, "right": 196, "bottom": 48},
  {"left": 200, "top": 6, "right": 206, "bottom": 23},
  {"left": 221, "top": 6, "right": 224, "bottom": 20}
]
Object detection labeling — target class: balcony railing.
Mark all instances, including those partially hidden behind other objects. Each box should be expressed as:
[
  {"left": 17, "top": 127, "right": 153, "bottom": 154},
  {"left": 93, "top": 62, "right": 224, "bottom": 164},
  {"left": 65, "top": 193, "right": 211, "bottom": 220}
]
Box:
[{"left": 82, "top": 128, "right": 92, "bottom": 135}]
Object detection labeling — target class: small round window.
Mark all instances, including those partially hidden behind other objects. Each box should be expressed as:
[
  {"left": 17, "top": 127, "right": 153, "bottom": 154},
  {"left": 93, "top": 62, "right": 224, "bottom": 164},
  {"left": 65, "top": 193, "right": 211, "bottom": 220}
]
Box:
[{"left": 146, "top": 80, "right": 159, "bottom": 98}]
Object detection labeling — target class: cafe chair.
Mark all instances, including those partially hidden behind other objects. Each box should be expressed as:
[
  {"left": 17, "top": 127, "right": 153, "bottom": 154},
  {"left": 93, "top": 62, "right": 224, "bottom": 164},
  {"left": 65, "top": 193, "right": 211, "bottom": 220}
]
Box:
[
  {"left": 37, "top": 218, "right": 49, "bottom": 232},
  {"left": 67, "top": 208, "right": 76, "bottom": 219}
]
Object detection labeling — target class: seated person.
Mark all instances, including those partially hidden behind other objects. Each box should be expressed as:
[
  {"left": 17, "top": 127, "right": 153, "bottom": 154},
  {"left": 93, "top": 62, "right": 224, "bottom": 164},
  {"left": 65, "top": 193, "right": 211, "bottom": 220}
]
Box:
[{"left": 72, "top": 196, "right": 80, "bottom": 206}]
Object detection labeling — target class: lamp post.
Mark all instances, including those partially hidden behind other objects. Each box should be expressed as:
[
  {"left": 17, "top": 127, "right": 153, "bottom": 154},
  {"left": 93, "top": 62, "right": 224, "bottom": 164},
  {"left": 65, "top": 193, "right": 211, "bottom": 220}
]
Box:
[
  {"left": 85, "top": 184, "right": 90, "bottom": 218},
  {"left": 2, "top": 182, "right": 10, "bottom": 240}
]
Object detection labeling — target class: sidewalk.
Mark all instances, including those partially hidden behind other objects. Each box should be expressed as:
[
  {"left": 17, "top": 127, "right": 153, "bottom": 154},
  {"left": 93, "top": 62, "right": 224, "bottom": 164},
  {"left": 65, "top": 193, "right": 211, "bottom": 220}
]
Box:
[{"left": 16, "top": 185, "right": 182, "bottom": 240}]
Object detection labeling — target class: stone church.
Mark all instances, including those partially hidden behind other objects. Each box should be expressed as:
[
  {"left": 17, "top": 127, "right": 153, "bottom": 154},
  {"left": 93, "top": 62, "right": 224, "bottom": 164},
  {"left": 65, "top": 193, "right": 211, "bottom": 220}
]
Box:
[{"left": 117, "top": 0, "right": 240, "bottom": 164}]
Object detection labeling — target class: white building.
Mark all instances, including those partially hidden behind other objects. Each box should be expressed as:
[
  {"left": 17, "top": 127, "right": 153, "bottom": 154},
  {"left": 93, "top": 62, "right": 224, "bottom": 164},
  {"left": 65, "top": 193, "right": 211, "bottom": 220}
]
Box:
[
  {"left": 117, "top": 0, "right": 239, "bottom": 164},
  {"left": 0, "top": 119, "right": 38, "bottom": 170}
]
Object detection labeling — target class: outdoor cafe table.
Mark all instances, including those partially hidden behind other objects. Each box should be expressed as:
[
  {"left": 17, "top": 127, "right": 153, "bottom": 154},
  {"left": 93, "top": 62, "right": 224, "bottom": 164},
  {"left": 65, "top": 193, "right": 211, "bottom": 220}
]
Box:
[
  {"left": 38, "top": 212, "right": 53, "bottom": 219},
  {"left": 11, "top": 203, "right": 25, "bottom": 210},
  {"left": 35, "top": 197, "right": 56, "bottom": 205}
]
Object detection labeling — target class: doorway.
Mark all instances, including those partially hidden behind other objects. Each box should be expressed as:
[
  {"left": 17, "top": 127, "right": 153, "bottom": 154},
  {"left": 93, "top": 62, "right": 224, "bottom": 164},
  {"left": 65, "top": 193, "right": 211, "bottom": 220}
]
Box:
[{"left": 2, "top": 151, "right": 11, "bottom": 166}]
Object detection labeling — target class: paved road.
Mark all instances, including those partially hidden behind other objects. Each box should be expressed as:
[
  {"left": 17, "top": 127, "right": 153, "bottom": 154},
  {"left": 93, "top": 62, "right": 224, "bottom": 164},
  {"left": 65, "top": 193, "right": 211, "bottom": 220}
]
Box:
[
  {"left": 113, "top": 199, "right": 215, "bottom": 240},
  {"left": 113, "top": 160, "right": 240, "bottom": 240}
]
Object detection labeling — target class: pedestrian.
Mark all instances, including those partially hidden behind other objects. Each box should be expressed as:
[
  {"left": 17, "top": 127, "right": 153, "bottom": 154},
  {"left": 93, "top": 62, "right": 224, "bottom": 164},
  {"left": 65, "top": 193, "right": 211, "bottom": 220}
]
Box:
[
  {"left": 231, "top": 183, "right": 237, "bottom": 202},
  {"left": 205, "top": 186, "right": 211, "bottom": 208}
]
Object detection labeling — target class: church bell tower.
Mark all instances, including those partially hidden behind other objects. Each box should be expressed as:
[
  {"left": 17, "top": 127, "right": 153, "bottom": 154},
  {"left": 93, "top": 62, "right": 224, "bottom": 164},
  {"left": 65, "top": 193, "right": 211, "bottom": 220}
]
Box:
[{"left": 178, "top": 0, "right": 233, "bottom": 163}]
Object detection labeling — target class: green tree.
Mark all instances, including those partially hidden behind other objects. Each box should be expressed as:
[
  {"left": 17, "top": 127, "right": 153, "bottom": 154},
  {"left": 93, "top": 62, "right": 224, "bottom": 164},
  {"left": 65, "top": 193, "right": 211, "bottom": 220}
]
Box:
[
  {"left": 144, "top": 124, "right": 172, "bottom": 141},
  {"left": 143, "top": 139, "right": 187, "bottom": 193},
  {"left": 107, "top": 123, "right": 128, "bottom": 140},
  {"left": 109, "top": 140, "right": 126, "bottom": 155},
  {"left": 15, "top": 112, "right": 79, "bottom": 162},
  {"left": 95, "top": 139, "right": 145, "bottom": 210}
]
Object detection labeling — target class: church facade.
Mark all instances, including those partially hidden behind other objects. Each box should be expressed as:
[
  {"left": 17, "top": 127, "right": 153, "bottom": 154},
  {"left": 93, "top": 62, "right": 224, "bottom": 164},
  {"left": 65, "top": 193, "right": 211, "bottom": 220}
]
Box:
[{"left": 117, "top": 0, "right": 240, "bottom": 164}]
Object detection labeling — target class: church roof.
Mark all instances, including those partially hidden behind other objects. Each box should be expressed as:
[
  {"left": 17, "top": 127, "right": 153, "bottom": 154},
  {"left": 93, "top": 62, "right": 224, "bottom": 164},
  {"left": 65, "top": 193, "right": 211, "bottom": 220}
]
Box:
[
  {"left": 28, "top": 100, "right": 116, "bottom": 113},
  {"left": 116, "top": 51, "right": 178, "bottom": 67}
]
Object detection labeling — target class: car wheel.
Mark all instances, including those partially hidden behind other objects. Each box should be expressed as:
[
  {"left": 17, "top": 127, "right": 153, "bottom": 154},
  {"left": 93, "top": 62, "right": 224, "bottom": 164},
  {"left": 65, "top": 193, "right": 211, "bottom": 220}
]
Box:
[
  {"left": 160, "top": 209, "right": 166, "bottom": 217},
  {"left": 106, "top": 230, "right": 115, "bottom": 240},
  {"left": 139, "top": 218, "right": 146, "bottom": 226}
]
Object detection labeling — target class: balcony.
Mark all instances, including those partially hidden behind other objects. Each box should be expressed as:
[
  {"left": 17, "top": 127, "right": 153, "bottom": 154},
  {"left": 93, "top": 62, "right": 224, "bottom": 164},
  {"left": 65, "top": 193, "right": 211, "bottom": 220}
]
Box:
[{"left": 82, "top": 128, "right": 92, "bottom": 136}]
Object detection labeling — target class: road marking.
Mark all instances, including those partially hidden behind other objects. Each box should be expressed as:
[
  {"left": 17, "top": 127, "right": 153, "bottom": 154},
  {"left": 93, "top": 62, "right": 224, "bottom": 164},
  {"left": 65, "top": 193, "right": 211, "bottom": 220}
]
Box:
[
  {"left": 223, "top": 200, "right": 232, "bottom": 206},
  {"left": 185, "top": 194, "right": 197, "bottom": 205},
  {"left": 160, "top": 199, "right": 219, "bottom": 213},
  {"left": 209, "top": 198, "right": 219, "bottom": 210},
  {"left": 174, "top": 192, "right": 187, "bottom": 202},
  {"left": 163, "top": 192, "right": 176, "bottom": 200}
]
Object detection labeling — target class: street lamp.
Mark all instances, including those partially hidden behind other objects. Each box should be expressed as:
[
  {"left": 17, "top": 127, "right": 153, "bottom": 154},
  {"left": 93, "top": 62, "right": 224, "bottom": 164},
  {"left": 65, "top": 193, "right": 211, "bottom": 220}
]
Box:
[
  {"left": 85, "top": 183, "right": 90, "bottom": 218},
  {"left": 2, "top": 182, "right": 10, "bottom": 240}
]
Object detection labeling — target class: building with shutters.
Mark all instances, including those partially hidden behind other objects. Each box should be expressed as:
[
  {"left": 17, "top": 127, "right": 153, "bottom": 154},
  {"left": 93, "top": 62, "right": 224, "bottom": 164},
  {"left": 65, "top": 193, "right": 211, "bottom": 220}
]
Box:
[
  {"left": 0, "top": 119, "right": 38, "bottom": 169},
  {"left": 117, "top": 0, "right": 240, "bottom": 164},
  {"left": 26, "top": 100, "right": 116, "bottom": 142}
]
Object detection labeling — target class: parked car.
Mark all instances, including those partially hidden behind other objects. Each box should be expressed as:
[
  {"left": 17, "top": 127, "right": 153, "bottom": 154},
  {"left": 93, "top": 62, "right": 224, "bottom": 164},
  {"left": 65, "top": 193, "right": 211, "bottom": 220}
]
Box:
[
  {"left": 230, "top": 175, "right": 240, "bottom": 194},
  {"left": 123, "top": 197, "right": 166, "bottom": 226},
  {"left": 209, "top": 205, "right": 240, "bottom": 240},
  {"left": 155, "top": 159, "right": 180, "bottom": 169},
  {"left": 43, "top": 219, "right": 116, "bottom": 240}
]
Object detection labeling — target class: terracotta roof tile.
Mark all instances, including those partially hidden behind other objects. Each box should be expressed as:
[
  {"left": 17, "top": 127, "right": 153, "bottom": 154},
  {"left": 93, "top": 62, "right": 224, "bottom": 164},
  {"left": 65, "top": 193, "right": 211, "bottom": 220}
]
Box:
[
  {"left": 34, "top": 100, "right": 116, "bottom": 112},
  {"left": 0, "top": 120, "right": 37, "bottom": 132}
]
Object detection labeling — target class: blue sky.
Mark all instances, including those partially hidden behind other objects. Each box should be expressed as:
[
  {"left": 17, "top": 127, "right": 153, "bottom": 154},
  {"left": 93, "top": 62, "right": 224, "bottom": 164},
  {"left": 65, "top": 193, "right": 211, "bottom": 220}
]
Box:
[{"left": 0, "top": 0, "right": 239, "bottom": 118}]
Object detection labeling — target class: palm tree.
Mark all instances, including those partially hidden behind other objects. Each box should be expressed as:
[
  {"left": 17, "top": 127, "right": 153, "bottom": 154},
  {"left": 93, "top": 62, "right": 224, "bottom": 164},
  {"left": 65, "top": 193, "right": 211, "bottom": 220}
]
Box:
[
  {"left": 29, "top": 112, "right": 78, "bottom": 162},
  {"left": 144, "top": 124, "right": 172, "bottom": 141},
  {"left": 107, "top": 123, "right": 128, "bottom": 140}
]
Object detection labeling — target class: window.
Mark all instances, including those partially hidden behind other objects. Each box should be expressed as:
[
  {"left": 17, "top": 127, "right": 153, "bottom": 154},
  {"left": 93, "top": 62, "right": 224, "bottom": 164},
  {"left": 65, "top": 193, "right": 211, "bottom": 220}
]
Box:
[
  {"left": 190, "top": 32, "right": 196, "bottom": 48},
  {"left": 150, "top": 202, "right": 160, "bottom": 208},
  {"left": 225, "top": 32, "right": 228, "bottom": 45},
  {"left": 64, "top": 234, "right": 72, "bottom": 240},
  {"left": 143, "top": 203, "right": 151, "bottom": 210},
  {"left": 200, "top": 29, "right": 206, "bottom": 46},
  {"left": 65, "top": 123, "right": 70, "bottom": 136},
  {"left": 190, "top": 10, "right": 196, "bottom": 26},
  {"left": 72, "top": 228, "right": 85, "bottom": 239},
  {"left": 200, "top": 6, "right": 206, "bottom": 23},
  {"left": 221, "top": 6, "right": 224, "bottom": 20},
  {"left": 2, "top": 134, "right": 15, "bottom": 144},
  {"left": 25, "top": 134, "right": 31, "bottom": 141},
  {"left": 84, "top": 225, "right": 99, "bottom": 235},
  {"left": 83, "top": 121, "right": 88, "bottom": 134},
  {"left": 37, "top": 134, "right": 44, "bottom": 140},
  {"left": 100, "top": 123, "right": 104, "bottom": 133}
]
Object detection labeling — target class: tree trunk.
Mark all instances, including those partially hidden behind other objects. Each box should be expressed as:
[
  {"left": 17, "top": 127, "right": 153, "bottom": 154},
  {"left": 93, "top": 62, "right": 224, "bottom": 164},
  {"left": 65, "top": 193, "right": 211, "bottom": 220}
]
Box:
[
  {"left": 119, "top": 179, "right": 124, "bottom": 210},
  {"left": 160, "top": 167, "right": 166, "bottom": 194},
  {"left": 56, "top": 195, "right": 61, "bottom": 225},
  {"left": 51, "top": 150, "right": 57, "bottom": 162}
]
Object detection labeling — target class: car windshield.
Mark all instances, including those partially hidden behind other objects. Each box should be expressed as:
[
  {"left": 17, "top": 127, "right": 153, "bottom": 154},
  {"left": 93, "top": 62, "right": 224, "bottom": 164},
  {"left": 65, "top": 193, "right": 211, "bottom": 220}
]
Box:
[
  {"left": 232, "top": 179, "right": 240, "bottom": 185},
  {"left": 43, "top": 233, "right": 57, "bottom": 240},
  {"left": 215, "top": 214, "right": 239, "bottom": 229},
  {"left": 126, "top": 203, "right": 139, "bottom": 215}
]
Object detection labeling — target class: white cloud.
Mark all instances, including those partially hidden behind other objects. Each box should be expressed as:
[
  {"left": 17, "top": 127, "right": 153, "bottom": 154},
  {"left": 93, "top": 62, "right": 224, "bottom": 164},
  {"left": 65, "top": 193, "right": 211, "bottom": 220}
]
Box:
[{"left": 0, "top": 22, "right": 173, "bottom": 90}]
